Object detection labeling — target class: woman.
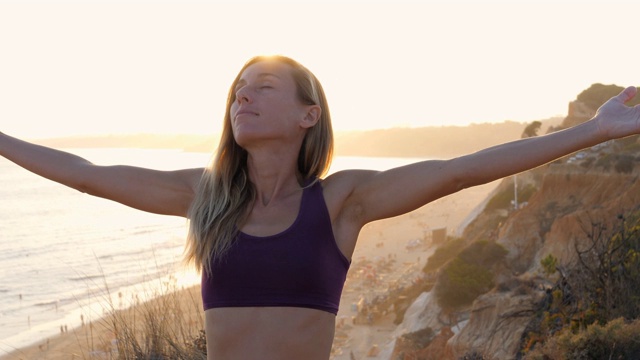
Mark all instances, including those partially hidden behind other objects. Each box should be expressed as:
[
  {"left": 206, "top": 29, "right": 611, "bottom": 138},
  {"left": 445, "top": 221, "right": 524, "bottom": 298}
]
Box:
[{"left": 1, "top": 55, "right": 639, "bottom": 359}]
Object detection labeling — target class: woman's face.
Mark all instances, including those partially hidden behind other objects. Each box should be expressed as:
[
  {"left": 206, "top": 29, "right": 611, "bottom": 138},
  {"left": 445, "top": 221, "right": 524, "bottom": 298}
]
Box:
[{"left": 230, "top": 59, "right": 315, "bottom": 148}]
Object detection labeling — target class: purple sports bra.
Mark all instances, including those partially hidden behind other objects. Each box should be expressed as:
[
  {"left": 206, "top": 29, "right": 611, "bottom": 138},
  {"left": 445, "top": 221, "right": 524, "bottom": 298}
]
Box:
[{"left": 201, "top": 179, "right": 351, "bottom": 315}]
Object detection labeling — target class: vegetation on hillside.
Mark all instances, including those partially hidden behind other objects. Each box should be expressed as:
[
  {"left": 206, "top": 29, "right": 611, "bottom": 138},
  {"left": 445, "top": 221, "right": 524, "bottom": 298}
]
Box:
[
  {"left": 484, "top": 182, "right": 538, "bottom": 212},
  {"left": 433, "top": 240, "right": 507, "bottom": 312},
  {"left": 521, "top": 208, "right": 640, "bottom": 359}
]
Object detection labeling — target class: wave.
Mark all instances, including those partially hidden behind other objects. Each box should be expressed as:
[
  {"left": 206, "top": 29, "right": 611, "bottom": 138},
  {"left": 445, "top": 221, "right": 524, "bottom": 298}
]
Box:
[
  {"left": 68, "top": 274, "right": 106, "bottom": 282},
  {"left": 34, "top": 300, "right": 59, "bottom": 307}
]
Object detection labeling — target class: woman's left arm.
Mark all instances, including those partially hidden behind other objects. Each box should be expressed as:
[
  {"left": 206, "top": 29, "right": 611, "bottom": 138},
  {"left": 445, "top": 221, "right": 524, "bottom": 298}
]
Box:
[{"left": 345, "top": 86, "right": 640, "bottom": 225}]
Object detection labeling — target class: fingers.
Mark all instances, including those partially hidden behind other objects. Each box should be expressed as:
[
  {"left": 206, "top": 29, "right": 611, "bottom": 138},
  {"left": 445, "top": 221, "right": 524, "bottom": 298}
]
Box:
[{"left": 617, "top": 86, "right": 638, "bottom": 103}]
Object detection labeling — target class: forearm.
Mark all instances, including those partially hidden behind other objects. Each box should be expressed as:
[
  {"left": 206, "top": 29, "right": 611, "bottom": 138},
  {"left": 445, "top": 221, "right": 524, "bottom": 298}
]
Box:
[
  {"left": 0, "top": 132, "right": 93, "bottom": 191},
  {"left": 452, "top": 117, "right": 608, "bottom": 189}
]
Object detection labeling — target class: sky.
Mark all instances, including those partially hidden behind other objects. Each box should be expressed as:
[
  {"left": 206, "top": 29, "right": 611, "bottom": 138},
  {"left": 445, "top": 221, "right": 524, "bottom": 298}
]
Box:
[{"left": 1, "top": 1, "right": 639, "bottom": 138}]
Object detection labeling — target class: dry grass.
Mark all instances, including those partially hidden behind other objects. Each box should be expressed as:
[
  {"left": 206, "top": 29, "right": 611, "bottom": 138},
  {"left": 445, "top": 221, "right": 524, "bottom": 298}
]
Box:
[{"left": 101, "top": 277, "right": 207, "bottom": 360}]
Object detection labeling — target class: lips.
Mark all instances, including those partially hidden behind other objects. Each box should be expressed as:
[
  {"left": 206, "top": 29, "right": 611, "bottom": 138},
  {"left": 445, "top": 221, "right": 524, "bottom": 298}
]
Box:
[{"left": 234, "top": 109, "right": 259, "bottom": 120}]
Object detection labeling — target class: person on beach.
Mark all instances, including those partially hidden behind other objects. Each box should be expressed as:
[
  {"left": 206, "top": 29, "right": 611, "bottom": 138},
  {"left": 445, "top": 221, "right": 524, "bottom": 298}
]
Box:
[{"left": 1, "top": 55, "right": 639, "bottom": 359}]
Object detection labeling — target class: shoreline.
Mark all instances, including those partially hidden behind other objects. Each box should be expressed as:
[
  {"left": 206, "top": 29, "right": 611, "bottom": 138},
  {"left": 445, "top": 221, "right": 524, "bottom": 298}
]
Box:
[
  {"left": 0, "top": 284, "right": 204, "bottom": 360},
  {"left": 0, "top": 180, "right": 499, "bottom": 360}
]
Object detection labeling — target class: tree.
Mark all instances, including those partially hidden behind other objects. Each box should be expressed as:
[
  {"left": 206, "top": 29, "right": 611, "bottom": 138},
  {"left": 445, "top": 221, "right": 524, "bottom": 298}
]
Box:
[{"left": 521, "top": 121, "right": 542, "bottom": 138}]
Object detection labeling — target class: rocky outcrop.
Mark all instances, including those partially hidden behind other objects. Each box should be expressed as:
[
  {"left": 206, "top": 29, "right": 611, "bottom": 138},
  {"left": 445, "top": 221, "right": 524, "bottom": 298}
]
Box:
[
  {"left": 445, "top": 286, "right": 546, "bottom": 359},
  {"left": 563, "top": 100, "right": 595, "bottom": 128}
]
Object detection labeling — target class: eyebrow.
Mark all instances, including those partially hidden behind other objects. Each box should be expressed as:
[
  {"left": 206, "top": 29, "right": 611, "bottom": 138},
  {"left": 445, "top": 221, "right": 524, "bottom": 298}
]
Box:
[{"left": 235, "top": 72, "right": 281, "bottom": 89}]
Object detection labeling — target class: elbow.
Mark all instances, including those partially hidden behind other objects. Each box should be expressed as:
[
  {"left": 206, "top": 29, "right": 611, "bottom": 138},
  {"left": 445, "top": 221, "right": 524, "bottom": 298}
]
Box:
[
  {"left": 72, "top": 162, "right": 103, "bottom": 195},
  {"left": 71, "top": 171, "right": 98, "bottom": 195},
  {"left": 75, "top": 184, "right": 90, "bottom": 194}
]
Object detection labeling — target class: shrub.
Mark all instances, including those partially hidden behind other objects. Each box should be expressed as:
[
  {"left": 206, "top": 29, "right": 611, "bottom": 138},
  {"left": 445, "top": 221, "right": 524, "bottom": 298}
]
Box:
[
  {"left": 458, "top": 240, "right": 508, "bottom": 268},
  {"left": 614, "top": 155, "right": 635, "bottom": 174},
  {"left": 434, "top": 241, "right": 507, "bottom": 311},
  {"left": 435, "top": 258, "right": 494, "bottom": 310},
  {"left": 595, "top": 153, "right": 613, "bottom": 171},
  {"left": 423, "top": 237, "right": 466, "bottom": 273},
  {"left": 540, "top": 254, "right": 558, "bottom": 276},
  {"left": 524, "top": 318, "right": 640, "bottom": 360}
]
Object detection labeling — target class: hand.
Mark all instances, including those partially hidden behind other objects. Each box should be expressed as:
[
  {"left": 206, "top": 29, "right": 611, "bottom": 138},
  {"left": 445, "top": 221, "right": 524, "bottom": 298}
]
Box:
[{"left": 594, "top": 86, "right": 640, "bottom": 140}]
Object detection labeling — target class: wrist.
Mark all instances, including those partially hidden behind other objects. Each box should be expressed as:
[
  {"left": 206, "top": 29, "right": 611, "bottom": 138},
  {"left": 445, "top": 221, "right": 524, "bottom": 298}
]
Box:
[{"left": 586, "top": 114, "right": 612, "bottom": 143}]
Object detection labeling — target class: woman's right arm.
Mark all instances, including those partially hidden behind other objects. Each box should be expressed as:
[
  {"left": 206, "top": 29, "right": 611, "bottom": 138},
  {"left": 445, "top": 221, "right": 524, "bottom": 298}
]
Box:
[{"left": 0, "top": 132, "right": 203, "bottom": 218}]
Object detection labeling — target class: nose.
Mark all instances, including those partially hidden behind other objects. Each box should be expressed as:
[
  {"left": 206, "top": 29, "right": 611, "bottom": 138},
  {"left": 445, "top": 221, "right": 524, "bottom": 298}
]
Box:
[{"left": 235, "top": 86, "right": 251, "bottom": 104}]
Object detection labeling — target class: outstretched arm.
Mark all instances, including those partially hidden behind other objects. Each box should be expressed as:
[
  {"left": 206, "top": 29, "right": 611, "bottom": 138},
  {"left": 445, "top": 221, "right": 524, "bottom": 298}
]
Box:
[
  {"left": 342, "top": 86, "right": 640, "bottom": 225},
  {"left": 0, "top": 132, "right": 203, "bottom": 217}
]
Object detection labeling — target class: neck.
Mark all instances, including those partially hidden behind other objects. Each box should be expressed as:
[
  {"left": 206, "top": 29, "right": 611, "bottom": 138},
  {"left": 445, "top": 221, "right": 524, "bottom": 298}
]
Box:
[{"left": 246, "top": 146, "right": 304, "bottom": 207}]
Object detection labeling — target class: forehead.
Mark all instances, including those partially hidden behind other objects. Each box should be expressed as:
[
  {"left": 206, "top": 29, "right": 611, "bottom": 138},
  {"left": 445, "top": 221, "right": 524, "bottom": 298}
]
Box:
[{"left": 238, "top": 60, "right": 295, "bottom": 83}]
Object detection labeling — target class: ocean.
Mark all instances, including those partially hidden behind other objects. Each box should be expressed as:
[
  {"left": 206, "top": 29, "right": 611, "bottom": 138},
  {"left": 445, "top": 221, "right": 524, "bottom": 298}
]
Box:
[{"left": 0, "top": 148, "right": 424, "bottom": 354}]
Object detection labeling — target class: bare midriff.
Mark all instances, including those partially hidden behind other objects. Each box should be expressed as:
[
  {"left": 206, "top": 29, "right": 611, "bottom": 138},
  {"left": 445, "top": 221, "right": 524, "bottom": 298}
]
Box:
[{"left": 205, "top": 306, "right": 336, "bottom": 360}]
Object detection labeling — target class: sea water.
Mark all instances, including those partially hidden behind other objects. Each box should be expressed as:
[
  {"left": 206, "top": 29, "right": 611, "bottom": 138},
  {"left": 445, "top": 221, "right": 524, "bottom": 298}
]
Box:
[{"left": 0, "top": 148, "right": 423, "bottom": 354}]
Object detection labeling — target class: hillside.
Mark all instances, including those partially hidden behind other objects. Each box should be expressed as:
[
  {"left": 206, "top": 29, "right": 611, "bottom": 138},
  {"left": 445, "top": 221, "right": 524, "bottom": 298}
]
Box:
[
  {"left": 380, "top": 85, "right": 640, "bottom": 359},
  {"left": 381, "top": 134, "right": 640, "bottom": 359}
]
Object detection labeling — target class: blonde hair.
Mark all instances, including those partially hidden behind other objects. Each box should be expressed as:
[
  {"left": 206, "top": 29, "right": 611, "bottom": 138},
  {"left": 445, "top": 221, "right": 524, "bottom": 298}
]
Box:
[{"left": 185, "top": 55, "right": 334, "bottom": 275}]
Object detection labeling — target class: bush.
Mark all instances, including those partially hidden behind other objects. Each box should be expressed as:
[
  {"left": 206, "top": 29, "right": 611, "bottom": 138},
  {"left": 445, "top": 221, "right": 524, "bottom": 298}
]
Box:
[
  {"left": 436, "top": 258, "right": 494, "bottom": 310},
  {"left": 595, "top": 154, "right": 613, "bottom": 171},
  {"left": 458, "top": 240, "right": 508, "bottom": 268},
  {"left": 615, "top": 155, "right": 635, "bottom": 174},
  {"left": 540, "top": 254, "right": 558, "bottom": 276},
  {"left": 524, "top": 318, "right": 640, "bottom": 360},
  {"left": 423, "top": 237, "right": 466, "bottom": 273},
  {"left": 434, "top": 241, "right": 507, "bottom": 311}
]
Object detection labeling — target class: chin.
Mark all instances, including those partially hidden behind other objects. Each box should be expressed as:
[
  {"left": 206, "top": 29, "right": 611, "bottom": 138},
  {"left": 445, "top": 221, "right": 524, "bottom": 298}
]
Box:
[{"left": 232, "top": 130, "right": 266, "bottom": 149}]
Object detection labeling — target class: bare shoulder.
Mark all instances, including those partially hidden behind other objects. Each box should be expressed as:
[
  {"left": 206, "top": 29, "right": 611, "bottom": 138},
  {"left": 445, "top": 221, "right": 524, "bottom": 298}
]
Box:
[
  {"left": 320, "top": 169, "right": 378, "bottom": 222},
  {"left": 321, "top": 169, "right": 377, "bottom": 198}
]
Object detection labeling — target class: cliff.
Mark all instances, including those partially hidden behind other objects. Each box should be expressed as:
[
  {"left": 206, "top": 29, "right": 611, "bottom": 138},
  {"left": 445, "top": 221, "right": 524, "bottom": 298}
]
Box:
[
  {"left": 447, "top": 162, "right": 640, "bottom": 359},
  {"left": 386, "top": 135, "right": 640, "bottom": 357}
]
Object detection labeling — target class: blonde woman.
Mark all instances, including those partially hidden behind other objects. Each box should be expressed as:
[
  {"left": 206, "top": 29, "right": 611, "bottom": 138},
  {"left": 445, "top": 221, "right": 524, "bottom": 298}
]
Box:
[{"left": 1, "top": 55, "right": 639, "bottom": 359}]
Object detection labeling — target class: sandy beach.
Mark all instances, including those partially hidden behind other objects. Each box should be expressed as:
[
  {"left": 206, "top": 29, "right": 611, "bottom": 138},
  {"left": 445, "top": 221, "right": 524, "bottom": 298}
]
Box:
[{"left": 0, "top": 180, "right": 499, "bottom": 360}]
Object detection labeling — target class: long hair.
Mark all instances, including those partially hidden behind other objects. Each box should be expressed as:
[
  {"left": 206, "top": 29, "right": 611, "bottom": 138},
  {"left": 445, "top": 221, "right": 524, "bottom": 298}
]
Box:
[{"left": 185, "top": 55, "right": 334, "bottom": 275}]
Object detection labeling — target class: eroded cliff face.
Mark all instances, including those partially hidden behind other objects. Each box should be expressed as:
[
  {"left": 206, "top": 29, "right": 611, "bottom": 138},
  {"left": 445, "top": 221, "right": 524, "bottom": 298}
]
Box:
[
  {"left": 446, "top": 289, "right": 546, "bottom": 359},
  {"left": 452, "top": 165, "right": 639, "bottom": 358},
  {"left": 390, "top": 156, "right": 639, "bottom": 359},
  {"left": 499, "top": 168, "right": 640, "bottom": 274}
]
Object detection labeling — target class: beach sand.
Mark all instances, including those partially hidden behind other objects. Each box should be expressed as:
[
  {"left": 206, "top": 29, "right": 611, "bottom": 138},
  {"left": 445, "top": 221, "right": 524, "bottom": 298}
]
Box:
[
  {"left": 0, "top": 180, "right": 499, "bottom": 360},
  {"left": 331, "top": 180, "right": 498, "bottom": 359}
]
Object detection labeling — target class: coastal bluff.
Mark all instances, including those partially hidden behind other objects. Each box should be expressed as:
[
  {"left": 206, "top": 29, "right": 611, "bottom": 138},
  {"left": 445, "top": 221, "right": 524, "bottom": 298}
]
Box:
[{"left": 383, "top": 139, "right": 640, "bottom": 358}]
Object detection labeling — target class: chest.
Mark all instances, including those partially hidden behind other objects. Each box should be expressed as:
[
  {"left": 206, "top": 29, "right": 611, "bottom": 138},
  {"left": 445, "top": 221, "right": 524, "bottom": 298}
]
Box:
[{"left": 240, "top": 193, "right": 302, "bottom": 237}]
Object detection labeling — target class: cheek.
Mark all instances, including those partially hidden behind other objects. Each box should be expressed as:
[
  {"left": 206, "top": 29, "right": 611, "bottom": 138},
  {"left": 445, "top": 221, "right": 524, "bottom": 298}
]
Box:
[{"left": 229, "top": 103, "right": 239, "bottom": 119}]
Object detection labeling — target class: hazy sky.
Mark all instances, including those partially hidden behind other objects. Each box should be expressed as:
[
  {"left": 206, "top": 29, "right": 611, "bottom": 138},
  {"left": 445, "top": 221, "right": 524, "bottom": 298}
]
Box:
[{"left": 1, "top": 1, "right": 638, "bottom": 138}]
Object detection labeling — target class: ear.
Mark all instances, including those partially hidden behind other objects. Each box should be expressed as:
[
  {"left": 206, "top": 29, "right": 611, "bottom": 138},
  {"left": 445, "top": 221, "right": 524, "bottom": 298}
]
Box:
[{"left": 300, "top": 105, "right": 321, "bottom": 129}]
